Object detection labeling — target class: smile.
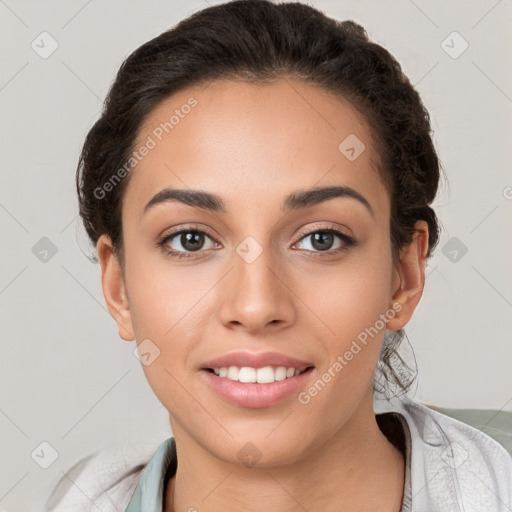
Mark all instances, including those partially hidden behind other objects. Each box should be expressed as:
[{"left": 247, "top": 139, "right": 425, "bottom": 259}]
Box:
[
  {"left": 207, "top": 365, "right": 309, "bottom": 383},
  {"left": 201, "top": 366, "right": 315, "bottom": 408}
]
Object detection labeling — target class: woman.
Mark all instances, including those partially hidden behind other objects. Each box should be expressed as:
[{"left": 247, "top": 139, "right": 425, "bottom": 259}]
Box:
[{"left": 44, "top": 1, "right": 512, "bottom": 511}]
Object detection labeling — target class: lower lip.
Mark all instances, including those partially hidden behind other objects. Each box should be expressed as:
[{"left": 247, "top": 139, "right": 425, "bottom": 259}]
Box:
[{"left": 200, "top": 368, "right": 315, "bottom": 409}]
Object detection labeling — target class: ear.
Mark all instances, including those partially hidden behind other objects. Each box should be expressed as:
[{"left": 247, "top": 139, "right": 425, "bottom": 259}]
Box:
[
  {"left": 96, "top": 234, "right": 135, "bottom": 341},
  {"left": 386, "top": 220, "right": 429, "bottom": 331}
]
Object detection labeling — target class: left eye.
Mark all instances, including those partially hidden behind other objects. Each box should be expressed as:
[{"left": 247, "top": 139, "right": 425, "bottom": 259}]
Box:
[{"left": 294, "top": 229, "right": 355, "bottom": 253}]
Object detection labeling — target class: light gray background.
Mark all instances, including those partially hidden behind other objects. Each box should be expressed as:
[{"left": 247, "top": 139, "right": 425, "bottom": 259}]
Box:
[{"left": 1, "top": 0, "right": 511, "bottom": 509}]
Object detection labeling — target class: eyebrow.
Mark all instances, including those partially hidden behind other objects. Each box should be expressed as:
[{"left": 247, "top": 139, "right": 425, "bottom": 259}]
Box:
[{"left": 143, "top": 185, "right": 374, "bottom": 218}]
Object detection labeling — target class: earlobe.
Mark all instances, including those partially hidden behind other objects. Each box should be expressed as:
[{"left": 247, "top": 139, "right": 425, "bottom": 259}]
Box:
[
  {"left": 96, "top": 234, "right": 135, "bottom": 341},
  {"left": 386, "top": 221, "right": 429, "bottom": 332}
]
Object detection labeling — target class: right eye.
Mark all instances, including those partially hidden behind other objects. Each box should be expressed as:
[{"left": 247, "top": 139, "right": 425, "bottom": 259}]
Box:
[{"left": 157, "top": 226, "right": 221, "bottom": 259}]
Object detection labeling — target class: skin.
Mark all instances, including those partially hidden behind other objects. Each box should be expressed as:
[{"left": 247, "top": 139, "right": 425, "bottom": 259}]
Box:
[{"left": 97, "top": 78, "right": 429, "bottom": 512}]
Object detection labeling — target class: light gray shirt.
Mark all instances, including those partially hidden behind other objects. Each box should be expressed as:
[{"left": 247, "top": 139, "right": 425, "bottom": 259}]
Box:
[{"left": 41, "top": 394, "right": 512, "bottom": 511}]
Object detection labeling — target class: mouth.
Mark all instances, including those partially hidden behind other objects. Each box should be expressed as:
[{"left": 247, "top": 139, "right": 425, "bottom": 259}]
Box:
[
  {"left": 202, "top": 365, "right": 315, "bottom": 384},
  {"left": 199, "top": 351, "right": 316, "bottom": 408},
  {"left": 200, "top": 364, "right": 316, "bottom": 408}
]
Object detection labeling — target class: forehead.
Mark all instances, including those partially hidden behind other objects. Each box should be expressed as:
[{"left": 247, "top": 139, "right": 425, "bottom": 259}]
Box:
[{"left": 125, "top": 78, "right": 390, "bottom": 222}]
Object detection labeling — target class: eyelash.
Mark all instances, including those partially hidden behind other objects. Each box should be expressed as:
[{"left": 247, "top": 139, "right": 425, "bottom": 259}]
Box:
[{"left": 156, "top": 224, "right": 356, "bottom": 260}]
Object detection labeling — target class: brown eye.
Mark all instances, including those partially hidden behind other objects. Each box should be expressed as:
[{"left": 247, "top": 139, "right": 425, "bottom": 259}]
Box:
[
  {"left": 177, "top": 231, "right": 206, "bottom": 252},
  {"left": 157, "top": 226, "right": 219, "bottom": 259},
  {"left": 309, "top": 231, "right": 335, "bottom": 251},
  {"left": 294, "top": 228, "right": 356, "bottom": 254}
]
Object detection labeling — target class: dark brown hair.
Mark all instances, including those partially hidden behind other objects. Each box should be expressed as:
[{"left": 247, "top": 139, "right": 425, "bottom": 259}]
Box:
[{"left": 76, "top": 0, "right": 444, "bottom": 397}]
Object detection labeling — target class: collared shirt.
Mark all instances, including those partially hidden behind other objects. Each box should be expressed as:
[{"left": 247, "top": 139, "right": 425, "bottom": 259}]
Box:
[
  {"left": 124, "top": 419, "right": 411, "bottom": 512},
  {"left": 43, "top": 395, "right": 512, "bottom": 512}
]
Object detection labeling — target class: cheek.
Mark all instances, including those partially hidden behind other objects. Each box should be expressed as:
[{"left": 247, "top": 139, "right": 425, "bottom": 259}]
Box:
[
  {"left": 324, "top": 268, "right": 391, "bottom": 338},
  {"left": 294, "top": 258, "right": 393, "bottom": 425},
  {"left": 124, "top": 233, "right": 202, "bottom": 335},
  {"left": 304, "top": 239, "right": 393, "bottom": 338},
  {"left": 301, "top": 238, "right": 394, "bottom": 395},
  {"left": 123, "top": 248, "right": 199, "bottom": 397},
  {"left": 129, "top": 281, "right": 201, "bottom": 416}
]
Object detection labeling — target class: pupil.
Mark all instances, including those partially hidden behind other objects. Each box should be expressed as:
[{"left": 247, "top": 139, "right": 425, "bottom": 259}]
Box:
[
  {"left": 312, "top": 232, "right": 332, "bottom": 251},
  {"left": 182, "top": 232, "right": 204, "bottom": 251}
]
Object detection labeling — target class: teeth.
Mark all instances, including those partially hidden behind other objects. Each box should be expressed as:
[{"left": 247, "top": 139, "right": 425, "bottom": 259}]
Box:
[
  {"left": 211, "top": 365, "right": 304, "bottom": 383},
  {"left": 239, "top": 367, "right": 257, "bottom": 383}
]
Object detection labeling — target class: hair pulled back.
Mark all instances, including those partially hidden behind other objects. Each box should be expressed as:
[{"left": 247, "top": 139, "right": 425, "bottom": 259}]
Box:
[{"left": 77, "top": 0, "right": 444, "bottom": 398}]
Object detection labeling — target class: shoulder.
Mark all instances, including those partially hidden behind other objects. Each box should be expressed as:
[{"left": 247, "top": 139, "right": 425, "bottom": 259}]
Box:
[
  {"left": 378, "top": 395, "right": 512, "bottom": 511},
  {"left": 402, "top": 396, "right": 512, "bottom": 464},
  {"left": 40, "top": 441, "right": 159, "bottom": 512}
]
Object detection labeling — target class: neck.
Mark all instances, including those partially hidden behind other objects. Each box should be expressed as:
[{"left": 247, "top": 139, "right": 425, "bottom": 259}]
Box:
[{"left": 164, "top": 390, "right": 405, "bottom": 512}]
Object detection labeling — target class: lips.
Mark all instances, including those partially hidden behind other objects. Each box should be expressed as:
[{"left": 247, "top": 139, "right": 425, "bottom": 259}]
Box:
[
  {"left": 201, "top": 366, "right": 315, "bottom": 408},
  {"left": 201, "top": 351, "right": 314, "bottom": 372}
]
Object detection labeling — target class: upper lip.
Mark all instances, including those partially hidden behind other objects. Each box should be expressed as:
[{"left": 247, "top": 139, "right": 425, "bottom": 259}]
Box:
[{"left": 201, "top": 351, "right": 314, "bottom": 371}]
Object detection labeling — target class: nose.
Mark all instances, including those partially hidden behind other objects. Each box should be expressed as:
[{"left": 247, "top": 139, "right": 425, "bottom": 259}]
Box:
[{"left": 218, "top": 240, "right": 296, "bottom": 334}]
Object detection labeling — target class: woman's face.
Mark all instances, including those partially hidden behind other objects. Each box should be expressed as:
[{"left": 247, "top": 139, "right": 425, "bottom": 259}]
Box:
[{"left": 99, "top": 78, "right": 423, "bottom": 466}]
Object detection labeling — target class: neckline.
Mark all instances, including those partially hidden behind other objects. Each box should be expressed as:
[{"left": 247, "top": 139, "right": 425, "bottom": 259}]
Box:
[
  {"left": 128, "top": 410, "right": 413, "bottom": 511},
  {"left": 160, "top": 416, "right": 411, "bottom": 512}
]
